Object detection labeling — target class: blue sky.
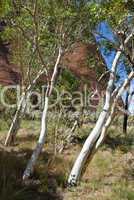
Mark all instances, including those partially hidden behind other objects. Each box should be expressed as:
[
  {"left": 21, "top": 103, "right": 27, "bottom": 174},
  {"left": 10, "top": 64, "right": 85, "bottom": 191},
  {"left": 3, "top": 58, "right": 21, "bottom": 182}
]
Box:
[
  {"left": 93, "top": 21, "right": 134, "bottom": 115},
  {"left": 94, "top": 21, "right": 127, "bottom": 84}
]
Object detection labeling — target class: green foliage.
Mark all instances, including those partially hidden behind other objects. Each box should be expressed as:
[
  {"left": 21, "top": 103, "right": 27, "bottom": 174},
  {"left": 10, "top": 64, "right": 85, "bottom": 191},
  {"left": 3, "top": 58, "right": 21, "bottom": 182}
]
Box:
[
  {"left": 58, "top": 69, "right": 79, "bottom": 92},
  {"left": 0, "top": 0, "right": 131, "bottom": 88},
  {"left": 0, "top": 0, "right": 11, "bottom": 17},
  {"left": 0, "top": 0, "right": 99, "bottom": 86}
]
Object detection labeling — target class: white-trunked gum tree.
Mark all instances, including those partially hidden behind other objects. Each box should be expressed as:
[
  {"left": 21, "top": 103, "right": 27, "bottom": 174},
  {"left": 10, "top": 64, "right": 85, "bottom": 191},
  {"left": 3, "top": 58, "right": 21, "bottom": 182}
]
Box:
[
  {"left": 1, "top": 0, "right": 134, "bottom": 194},
  {"left": 6, "top": 0, "right": 93, "bottom": 180},
  {"left": 4, "top": 0, "right": 95, "bottom": 146},
  {"left": 23, "top": 47, "right": 62, "bottom": 180},
  {"left": 68, "top": 30, "right": 134, "bottom": 186}
]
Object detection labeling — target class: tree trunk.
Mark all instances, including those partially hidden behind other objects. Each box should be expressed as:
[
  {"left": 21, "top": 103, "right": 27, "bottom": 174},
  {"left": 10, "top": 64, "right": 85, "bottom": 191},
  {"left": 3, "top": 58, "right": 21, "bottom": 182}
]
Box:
[
  {"left": 123, "top": 91, "right": 129, "bottom": 134},
  {"left": 5, "top": 68, "right": 48, "bottom": 146},
  {"left": 67, "top": 30, "right": 134, "bottom": 185},
  {"left": 23, "top": 97, "right": 48, "bottom": 180},
  {"left": 68, "top": 30, "right": 134, "bottom": 185},
  {"left": 96, "top": 71, "right": 134, "bottom": 149},
  {"left": 23, "top": 47, "right": 62, "bottom": 180},
  {"left": 4, "top": 93, "right": 26, "bottom": 146},
  {"left": 68, "top": 44, "right": 134, "bottom": 186}
]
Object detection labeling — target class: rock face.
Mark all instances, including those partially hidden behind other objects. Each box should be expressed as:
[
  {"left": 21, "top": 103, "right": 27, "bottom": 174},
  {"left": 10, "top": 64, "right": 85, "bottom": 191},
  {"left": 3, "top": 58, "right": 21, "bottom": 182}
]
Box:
[
  {"left": 63, "top": 42, "right": 99, "bottom": 80},
  {"left": 0, "top": 21, "right": 21, "bottom": 86},
  {"left": 0, "top": 57, "right": 21, "bottom": 85},
  {"left": 0, "top": 40, "right": 105, "bottom": 88},
  {"left": 0, "top": 38, "right": 106, "bottom": 110},
  {"left": 62, "top": 42, "right": 106, "bottom": 110},
  {"left": 62, "top": 42, "right": 106, "bottom": 90},
  {"left": 0, "top": 20, "right": 106, "bottom": 94}
]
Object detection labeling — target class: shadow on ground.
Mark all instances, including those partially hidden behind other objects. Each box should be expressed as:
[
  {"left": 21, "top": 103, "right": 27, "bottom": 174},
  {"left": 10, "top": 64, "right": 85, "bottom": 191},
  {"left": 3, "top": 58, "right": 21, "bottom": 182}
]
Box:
[
  {"left": 0, "top": 145, "right": 64, "bottom": 200},
  {"left": 104, "top": 134, "right": 134, "bottom": 151}
]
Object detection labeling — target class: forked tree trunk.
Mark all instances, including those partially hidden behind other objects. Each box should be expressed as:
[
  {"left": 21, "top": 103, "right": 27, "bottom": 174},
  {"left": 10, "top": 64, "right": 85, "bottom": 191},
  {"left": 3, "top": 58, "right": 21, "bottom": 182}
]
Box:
[
  {"left": 86, "top": 73, "right": 134, "bottom": 177},
  {"left": 23, "top": 48, "right": 62, "bottom": 180},
  {"left": 68, "top": 32, "right": 134, "bottom": 186},
  {"left": 96, "top": 71, "right": 134, "bottom": 149},
  {"left": 68, "top": 55, "right": 119, "bottom": 185},
  {"left": 76, "top": 72, "right": 134, "bottom": 182},
  {"left": 68, "top": 32, "right": 133, "bottom": 185}
]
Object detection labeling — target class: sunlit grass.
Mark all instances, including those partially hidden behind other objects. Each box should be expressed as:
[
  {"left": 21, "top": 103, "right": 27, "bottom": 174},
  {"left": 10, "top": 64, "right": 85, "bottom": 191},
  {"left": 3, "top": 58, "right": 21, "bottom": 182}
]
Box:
[{"left": 0, "top": 116, "right": 133, "bottom": 200}]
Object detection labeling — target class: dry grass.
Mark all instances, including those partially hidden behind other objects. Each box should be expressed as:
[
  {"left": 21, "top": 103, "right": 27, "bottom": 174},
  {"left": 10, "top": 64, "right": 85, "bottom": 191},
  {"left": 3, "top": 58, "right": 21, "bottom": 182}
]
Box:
[{"left": 0, "top": 118, "right": 133, "bottom": 200}]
